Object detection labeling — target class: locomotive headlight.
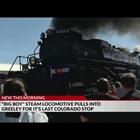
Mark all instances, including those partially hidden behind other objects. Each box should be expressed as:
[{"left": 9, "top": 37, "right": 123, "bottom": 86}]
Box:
[{"left": 29, "top": 56, "right": 36, "bottom": 65}]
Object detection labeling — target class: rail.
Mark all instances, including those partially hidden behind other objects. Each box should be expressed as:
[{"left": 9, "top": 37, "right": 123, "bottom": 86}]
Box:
[{"left": 8, "top": 53, "right": 40, "bottom": 74}]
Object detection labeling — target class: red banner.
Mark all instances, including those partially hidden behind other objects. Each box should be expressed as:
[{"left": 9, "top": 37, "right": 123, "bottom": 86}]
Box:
[{"left": 0, "top": 96, "right": 87, "bottom": 101}]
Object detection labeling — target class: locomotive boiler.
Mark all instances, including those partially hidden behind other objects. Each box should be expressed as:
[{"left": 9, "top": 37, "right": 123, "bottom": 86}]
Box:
[{"left": 6, "top": 28, "right": 140, "bottom": 95}]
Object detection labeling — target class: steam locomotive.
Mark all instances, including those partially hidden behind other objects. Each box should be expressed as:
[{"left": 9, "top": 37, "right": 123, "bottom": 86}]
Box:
[{"left": 7, "top": 28, "right": 140, "bottom": 95}]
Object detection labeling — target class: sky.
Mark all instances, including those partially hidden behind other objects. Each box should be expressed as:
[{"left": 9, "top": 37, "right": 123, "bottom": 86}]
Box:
[
  {"left": 0, "top": 18, "right": 52, "bottom": 64},
  {"left": 0, "top": 17, "right": 140, "bottom": 65}
]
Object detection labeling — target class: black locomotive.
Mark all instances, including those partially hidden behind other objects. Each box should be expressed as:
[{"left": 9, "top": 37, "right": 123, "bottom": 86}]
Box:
[{"left": 7, "top": 28, "right": 140, "bottom": 95}]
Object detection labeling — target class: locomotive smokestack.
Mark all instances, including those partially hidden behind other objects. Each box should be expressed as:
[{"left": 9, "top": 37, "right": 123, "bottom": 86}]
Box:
[{"left": 51, "top": 18, "right": 140, "bottom": 38}]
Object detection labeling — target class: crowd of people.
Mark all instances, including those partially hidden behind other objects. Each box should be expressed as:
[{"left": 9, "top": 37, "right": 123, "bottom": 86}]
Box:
[
  {"left": 80, "top": 72, "right": 140, "bottom": 122},
  {"left": 0, "top": 72, "right": 140, "bottom": 123}
]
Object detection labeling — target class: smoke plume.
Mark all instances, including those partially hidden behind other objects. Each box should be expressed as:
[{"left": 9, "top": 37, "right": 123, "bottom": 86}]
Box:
[
  {"left": 51, "top": 18, "right": 140, "bottom": 38},
  {"left": 134, "top": 45, "right": 140, "bottom": 52}
]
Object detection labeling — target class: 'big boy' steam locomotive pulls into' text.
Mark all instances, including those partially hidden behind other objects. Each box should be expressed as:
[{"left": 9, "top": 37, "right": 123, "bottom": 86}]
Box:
[{"left": 6, "top": 28, "right": 140, "bottom": 95}]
